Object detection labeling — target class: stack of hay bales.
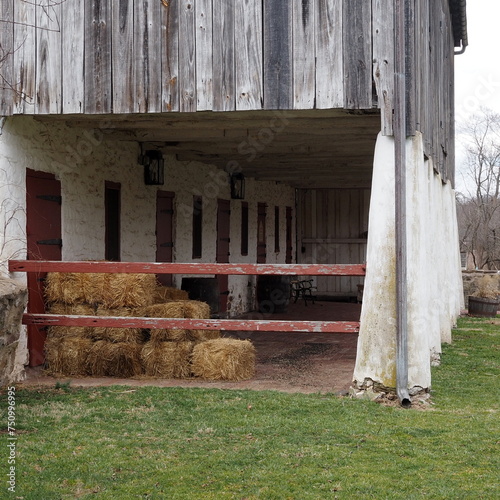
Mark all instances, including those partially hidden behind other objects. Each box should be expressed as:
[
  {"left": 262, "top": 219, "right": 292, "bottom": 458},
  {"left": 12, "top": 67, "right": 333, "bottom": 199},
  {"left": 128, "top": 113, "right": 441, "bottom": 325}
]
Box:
[{"left": 43, "top": 271, "right": 255, "bottom": 381}]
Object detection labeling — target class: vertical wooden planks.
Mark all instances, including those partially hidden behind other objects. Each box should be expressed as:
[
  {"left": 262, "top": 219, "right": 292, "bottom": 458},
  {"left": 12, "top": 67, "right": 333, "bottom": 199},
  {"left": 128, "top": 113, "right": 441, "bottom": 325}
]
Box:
[
  {"left": 263, "top": 0, "right": 292, "bottom": 109},
  {"left": 213, "top": 0, "right": 235, "bottom": 111},
  {"left": 292, "top": 0, "right": 316, "bottom": 109},
  {"left": 13, "top": 0, "right": 36, "bottom": 113},
  {"left": 0, "top": 0, "right": 14, "bottom": 115},
  {"left": 316, "top": 0, "right": 343, "bottom": 109},
  {"left": 343, "top": 0, "right": 372, "bottom": 109},
  {"left": 235, "top": 0, "right": 263, "bottom": 110},
  {"left": 161, "top": 0, "right": 179, "bottom": 112},
  {"left": 85, "top": 0, "right": 112, "bottom": 114},
  {"left": 405, "top": 0, "right": 416, "bottom": 135},
  {"left": 196, "top": 0, "right": 213, "bottom": 111},
  {"left": 112, "top": 0, "right": 135, "bottom": 113},
  {"left": 62, "top": 0, "right": 84, "bottom": 113},
  {"left": 372, "top": 0, "right": 394, "bottom": 135},
  {"left": 178, "top": 0, "right": 196, "bottom": 111},
  {"left": 35, "top": 0, "right": 62, "bottom": 114},
  {"left": 134, "top": 0, "right": 162, "bottom": 112}
]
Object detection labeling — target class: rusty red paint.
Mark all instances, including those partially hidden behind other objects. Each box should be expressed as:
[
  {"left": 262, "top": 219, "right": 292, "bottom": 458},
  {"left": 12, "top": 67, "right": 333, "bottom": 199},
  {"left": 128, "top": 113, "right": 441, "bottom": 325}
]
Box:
[
  {"left": 22, "top": 314, "right": 360, "bottom": 333},
  {"left": 9, "top": 260, "right": 366, "bottom": 276}
]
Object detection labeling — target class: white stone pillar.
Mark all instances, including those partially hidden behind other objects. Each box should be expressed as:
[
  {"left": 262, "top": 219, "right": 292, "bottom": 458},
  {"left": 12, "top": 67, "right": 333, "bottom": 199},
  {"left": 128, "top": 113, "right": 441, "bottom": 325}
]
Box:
[{"left": 353, "top": 132, "right": 463, "bottom": 393}]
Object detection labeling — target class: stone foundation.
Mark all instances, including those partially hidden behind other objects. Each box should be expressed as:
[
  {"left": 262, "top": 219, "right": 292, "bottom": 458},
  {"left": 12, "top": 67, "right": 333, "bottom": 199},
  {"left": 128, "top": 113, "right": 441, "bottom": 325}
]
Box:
[{"left": 0, "top": 278, "right": 28, "bottom": 386}]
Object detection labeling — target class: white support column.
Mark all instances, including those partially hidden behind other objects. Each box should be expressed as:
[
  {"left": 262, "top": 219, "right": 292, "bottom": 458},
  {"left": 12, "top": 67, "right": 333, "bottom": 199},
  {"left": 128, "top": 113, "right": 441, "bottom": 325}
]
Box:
[{"left": 353, "top": 132, "right": 463, "bottom": 394}]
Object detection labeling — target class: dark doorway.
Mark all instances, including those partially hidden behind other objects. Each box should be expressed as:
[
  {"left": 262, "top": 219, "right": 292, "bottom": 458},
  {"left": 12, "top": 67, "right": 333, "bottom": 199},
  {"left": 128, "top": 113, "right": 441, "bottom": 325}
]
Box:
[
  {"left": 216, "top": 199, "right": 231, "bottom": 314},
  {"left": 26, "top": 169, "right": 62, "bottom": 366},
  {"left": 105, "top": 181, "right": 121, "bottom": 261},
  {"left": 156, "top": 191, "right": 175, "bottom": 286},
  {"left": 286, "top": 206, "right": 293, "bottom": 264},
  {"left": 257, "top": 202, "right": 267, "bottom": 264}
]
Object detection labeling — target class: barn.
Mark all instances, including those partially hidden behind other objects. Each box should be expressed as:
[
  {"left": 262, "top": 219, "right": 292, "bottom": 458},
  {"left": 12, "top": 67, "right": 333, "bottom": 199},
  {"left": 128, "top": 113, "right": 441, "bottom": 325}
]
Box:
[{"left": 0, "top": 0, "right": 467, "bottom": 402}]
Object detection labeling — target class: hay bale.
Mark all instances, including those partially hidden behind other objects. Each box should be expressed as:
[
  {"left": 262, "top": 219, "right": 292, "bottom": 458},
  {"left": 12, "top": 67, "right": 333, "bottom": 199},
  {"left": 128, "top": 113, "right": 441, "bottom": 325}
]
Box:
[
  {"left": 99, "top": 273, "right": 157, "bottom": 309},
  {"left": 87, "top": 341, "right": 143, "bottom": 377},
  {"left": 141, "top": 341, "right": 194, "bottom": 378},
  {"left": 153, "top": 286, "right": 189, "bottom": 303},
  {"left": 191, "top": 338, "right": 255, "bottom": 381},
  {"left": 45, "top": 336, "right": 92, "bottom": 376},
  {"left": 140, "top": 300, "right": 214, "bottom": 342},
  {"left": 46, "top": 303, "right": 96, "bottom": 339},
  {"left": 44, "top": 272, "right": 86, "bottom": 304},
  {"left": 81, "top": 273, "right": 109, "bottom": 305},
  {"left": 90, "top": 306, "right": 145, "bottom": 343}
]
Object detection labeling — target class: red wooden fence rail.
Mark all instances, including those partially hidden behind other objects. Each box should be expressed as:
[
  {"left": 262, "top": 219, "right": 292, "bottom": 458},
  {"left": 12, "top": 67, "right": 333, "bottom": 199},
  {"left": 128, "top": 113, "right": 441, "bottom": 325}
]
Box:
[
  {"left": 10, "top": 260, "right": 364, "bottom": 334},
  {"left": 9, "top": 260, "right": 366, "bottom": 276}
]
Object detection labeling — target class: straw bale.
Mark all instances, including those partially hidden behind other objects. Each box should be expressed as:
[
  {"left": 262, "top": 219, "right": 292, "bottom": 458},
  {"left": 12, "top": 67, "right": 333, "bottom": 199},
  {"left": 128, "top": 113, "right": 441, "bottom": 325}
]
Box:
[
  {"left": 190, "top": 329, "right": 221, "bottom": 342},
  {"left": 46, "top": 303, "right": 96, "bottom": 339},
  {"left": 141, "top": 341, "right": 194, "bottom": 378},
  {"left": 153, "top": 286, "right": 189, "bottom": 303},
  {"left": 81, "top": 273, "right": 109, "bottom": 305},
  {"left": 87, "top": 341, "right": 143, "bottom": 377},
  {"left": 44, "top": 272, "right": 86, "bottom": 304},
  {"left": 89, "top": 306, "right": 146, "bottom": 343},
  {"left": 191, "top": 338, "right": 255, "bottom": 381},
  {"left": 99, "top": 273, "right": 157, "bottom": 309},
  {"left": 180, "top": 300, "right": 211, "bottom": 319},
  {"left": 140, "top": 302, "right": 185, "bottom": 319},
  {"left": 44, "top": 336, "right": 92, "bottom": 376},
  {"left": 149, "top": 328, "right": 190, "bottom": 342}
]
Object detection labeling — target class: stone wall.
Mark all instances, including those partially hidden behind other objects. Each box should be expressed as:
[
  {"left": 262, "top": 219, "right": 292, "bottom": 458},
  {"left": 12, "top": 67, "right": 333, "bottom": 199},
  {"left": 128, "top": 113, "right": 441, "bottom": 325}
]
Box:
[{"left": 0, "top": 278, "right": 28, "bottom": 386}]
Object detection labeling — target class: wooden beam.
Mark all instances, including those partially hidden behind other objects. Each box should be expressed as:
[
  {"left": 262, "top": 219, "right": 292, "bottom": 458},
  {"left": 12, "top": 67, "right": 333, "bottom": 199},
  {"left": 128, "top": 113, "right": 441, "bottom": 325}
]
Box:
[
  {"left": 9, "top": 260, "right": 366, "bottom": 276},
  {"left": 22, "top": 314, "right": 360, "bottom": 333}
]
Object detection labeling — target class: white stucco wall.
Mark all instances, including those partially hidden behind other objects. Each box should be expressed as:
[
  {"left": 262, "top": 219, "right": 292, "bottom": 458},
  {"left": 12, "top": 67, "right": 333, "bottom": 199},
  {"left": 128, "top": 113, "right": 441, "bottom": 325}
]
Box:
[
  {"left": 353, "top": 132, "right": 463, "bottom": 393},
  {"left": 0, "top": 115, "right": 295, "bottom": 321}
]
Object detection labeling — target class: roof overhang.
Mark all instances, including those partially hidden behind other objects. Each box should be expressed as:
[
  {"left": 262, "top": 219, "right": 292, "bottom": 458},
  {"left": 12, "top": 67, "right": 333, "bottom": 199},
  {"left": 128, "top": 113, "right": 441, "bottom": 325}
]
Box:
[{"left": 449, "top": 0, "right": 468, "bottom": 51}]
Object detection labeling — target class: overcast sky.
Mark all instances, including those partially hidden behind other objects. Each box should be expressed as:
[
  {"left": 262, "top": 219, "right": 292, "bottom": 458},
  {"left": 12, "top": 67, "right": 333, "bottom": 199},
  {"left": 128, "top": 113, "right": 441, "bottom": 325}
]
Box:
[
  {"left": 455, "top": 1, "right": 500, "bottom": 119},
  {"left": 454, "top": 1, "right": 499, "bottom": 190}
]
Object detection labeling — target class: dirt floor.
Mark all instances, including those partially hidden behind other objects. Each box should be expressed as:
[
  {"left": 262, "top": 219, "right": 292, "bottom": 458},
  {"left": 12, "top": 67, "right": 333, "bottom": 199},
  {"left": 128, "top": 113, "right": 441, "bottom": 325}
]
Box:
[{"left": 20, "top": 301, "right": 361, "bottom": 395}]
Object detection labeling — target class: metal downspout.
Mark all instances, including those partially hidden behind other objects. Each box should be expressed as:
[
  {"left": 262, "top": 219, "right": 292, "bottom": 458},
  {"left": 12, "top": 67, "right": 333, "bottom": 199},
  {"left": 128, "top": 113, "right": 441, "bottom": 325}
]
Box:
[{"left": 394, "top": 0, "right": 411, "bottom": 408}]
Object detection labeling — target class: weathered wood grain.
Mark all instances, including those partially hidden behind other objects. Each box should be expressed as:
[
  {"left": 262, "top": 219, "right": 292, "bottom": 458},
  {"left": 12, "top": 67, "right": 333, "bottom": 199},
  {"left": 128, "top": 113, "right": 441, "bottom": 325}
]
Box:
[
  {"left": 292, "top": 0, "right": 316, "bottom": 109},
  {"left": 9, "top": 260, "right": 366, "bottom": 276},
  {"left": 13, "top": 0, "right": 36, "bottom": 113},
  {"left": 213, "top": 0, "right": 235, "bottom": 111},
  {"left": 235, "top": 0, "right": 263, "bottom": 110},
  {"left": 343, "top": 0, "right": 372, "bottom": 109},
  {"left": 316, "top": 0, "right": 343, "bottom": 109},
  {"left": 161, "top": 0, "right": 179, "bottom": 112},
  {"left": 263, "top": 0, "right": 292, "bottom": 109},
  {"left": 405, "top": 0, "right": 416, "bottom": 135},
  {"left": 84, "top": 0, "right": 112, "bottom": 114},
  {"left": 178, "top": 0, "right": 196, "bottom": 111},
  {"left": 62, "top": 0, "right": 84, "bottom": 113},
  {"left": 112, "top": 0, "right": 135, "bottom": 113},
  {"left": 23, "top": 313, "right": 360, "bottom": 333},
  {"left": 372, "top": 0, "right": 394, "bottom": 135},
  {"left": 0, "top": 0, "right": 14, "bottom": 115},
  {"left": 35, "top": 0, "right": 62, "bottom": 114},
  {"left": 195, "top": 0, "right": 213, "bottom": 111},
  {"left": 134, "top": 0, "right": 162, "bottom": 112}
]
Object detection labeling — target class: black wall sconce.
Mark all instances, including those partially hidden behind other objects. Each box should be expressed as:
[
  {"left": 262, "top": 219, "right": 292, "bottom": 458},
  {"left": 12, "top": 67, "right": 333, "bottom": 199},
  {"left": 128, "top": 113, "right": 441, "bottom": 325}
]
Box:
[
  {"left": 139, "top": 150, "right": 164, "bottom": 185},
  {"left": 230, "top": 172, "right": 245, "bottom": 199}
]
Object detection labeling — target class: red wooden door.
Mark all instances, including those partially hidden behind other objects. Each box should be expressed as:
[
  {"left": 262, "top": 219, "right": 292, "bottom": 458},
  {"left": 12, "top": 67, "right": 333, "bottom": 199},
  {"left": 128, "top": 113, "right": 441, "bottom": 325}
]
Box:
[
  {"left": 26, "top": 169, "right": 62, "bottom": 366},
  {"left": 156, "top": 191, "right": 175, "bottom": 286},
  {"left": 257, "top": 203, "right": 267, "bottom": 264},
  {"left": 216, "top": 199, "right": 231, "bottom": 313}
]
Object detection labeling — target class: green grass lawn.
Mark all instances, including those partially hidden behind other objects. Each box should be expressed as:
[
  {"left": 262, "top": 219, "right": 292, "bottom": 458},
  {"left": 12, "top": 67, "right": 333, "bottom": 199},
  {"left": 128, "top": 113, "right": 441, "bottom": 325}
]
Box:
[{"left": 2, "top": 316, "right": 499, "bottom": 499}]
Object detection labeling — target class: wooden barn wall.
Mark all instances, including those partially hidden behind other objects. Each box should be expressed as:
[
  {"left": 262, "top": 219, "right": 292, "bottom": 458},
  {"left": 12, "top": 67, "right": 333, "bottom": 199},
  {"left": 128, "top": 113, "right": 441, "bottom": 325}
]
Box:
[
  {"left": 297, "top": 189, "right": 369, "bottom": 295},
  {"left": 0, "top": 0, "right": 456, "bottom": 182},
  {"left": 0, "top": 0, "right": 363, "bottom": 115}
]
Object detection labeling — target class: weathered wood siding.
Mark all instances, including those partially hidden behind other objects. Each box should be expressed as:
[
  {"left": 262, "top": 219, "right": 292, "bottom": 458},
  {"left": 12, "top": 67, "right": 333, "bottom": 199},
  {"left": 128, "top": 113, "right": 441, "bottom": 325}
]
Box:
[
  {"left": 0, "top": 0, "right": 457, "bottom": 181},
  {"left": 297, "top": 189, "right": 369, "bottom": 295}
]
